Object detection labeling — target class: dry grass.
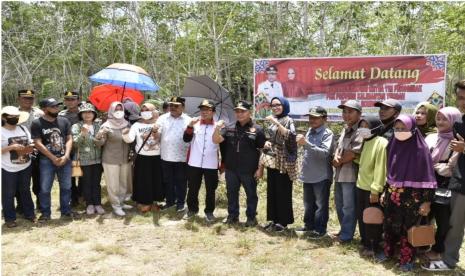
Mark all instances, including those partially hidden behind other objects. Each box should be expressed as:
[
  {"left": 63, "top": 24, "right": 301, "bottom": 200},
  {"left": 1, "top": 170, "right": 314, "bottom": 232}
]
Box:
[{"left": 2, "top": 175, "right": 464, "bottom": 276}]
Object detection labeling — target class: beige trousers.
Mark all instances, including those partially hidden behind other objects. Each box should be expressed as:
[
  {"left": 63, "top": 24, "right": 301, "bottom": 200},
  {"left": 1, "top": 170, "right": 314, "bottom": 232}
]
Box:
[{"left": 102, "top": 163, "right": 131, "bottom": 209}]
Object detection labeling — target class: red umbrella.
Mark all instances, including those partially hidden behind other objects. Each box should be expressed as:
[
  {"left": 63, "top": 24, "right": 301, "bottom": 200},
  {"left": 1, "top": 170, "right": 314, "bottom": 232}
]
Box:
[{"left": 89, "top": 84, "right": 144, "bottom": 111}]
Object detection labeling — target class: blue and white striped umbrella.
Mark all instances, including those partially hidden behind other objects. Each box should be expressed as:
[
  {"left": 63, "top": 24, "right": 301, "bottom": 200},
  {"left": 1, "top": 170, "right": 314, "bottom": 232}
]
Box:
[{"left": 89, "top": 63, "right": 159, "bottom": 92}]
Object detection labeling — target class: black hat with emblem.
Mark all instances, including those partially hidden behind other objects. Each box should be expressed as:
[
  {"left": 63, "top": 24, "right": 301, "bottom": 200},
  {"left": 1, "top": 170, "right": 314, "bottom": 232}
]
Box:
[
  {"left": 64, "top": 90, "right": 79, "bottom": 99},
  {"left": 18, "top": 89, "right": 35, "bottom": 98},
  {"left": 168, "top": 96, "right": 186, "bottom": 106},
  {"left": 234, "top": 100, "right": 252, "bottom": 111},
  {"left": 265, "top": 65, "right": 278, "bottom": 73},
  {"left": 198, "top": 99, "right": 216, "bottom": 111}
]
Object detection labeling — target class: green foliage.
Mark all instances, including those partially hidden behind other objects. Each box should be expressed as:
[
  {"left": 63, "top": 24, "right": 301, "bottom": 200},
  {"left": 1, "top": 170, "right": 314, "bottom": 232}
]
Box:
[{"left": 2, "top": 2, "right": 464, "bottom": 106}]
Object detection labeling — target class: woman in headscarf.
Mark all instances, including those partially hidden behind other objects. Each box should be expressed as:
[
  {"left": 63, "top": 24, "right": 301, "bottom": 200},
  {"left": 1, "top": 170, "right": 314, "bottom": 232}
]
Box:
[
  {"left": 123, "top": 103, "right": 163, "bottom": 213},
  {"left": 424, "top": 107, "right": 462, "bottom": 260},
  {"left": 414, "top": 102, "right": 438, "bottom": 137},
  {"left": 376, "top": 114, "right": 437, "bottom": 271},
  {"left": 71, "top": 103, "right": 104, "bottom": 215},
  {"left": 261, "top": 96, "right": 298, "bottom": 232},
  {"left": 355, "top": 116, "right": 387, "bottom": 257},
  {"left": 95, "top": 102, "right": 132, "bottom": 216}
]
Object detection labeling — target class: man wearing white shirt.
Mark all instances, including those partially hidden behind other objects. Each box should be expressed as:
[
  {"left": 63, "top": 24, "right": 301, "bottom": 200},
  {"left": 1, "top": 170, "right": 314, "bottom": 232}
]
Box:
[
  {"left": 183, "top": 99, "right": 220, "bottom": 222},
  {"left": 257, "top": 65, "right": 284, "bottom": 101},
  {"left": 156, "top": 96, "right": 191, "bottom": 212}
]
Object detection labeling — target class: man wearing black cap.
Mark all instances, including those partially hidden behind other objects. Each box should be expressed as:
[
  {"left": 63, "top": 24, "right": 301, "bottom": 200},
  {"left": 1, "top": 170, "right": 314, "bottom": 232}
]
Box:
[
  {"left": 213, "top": 100, "right": 266, "bottom": 226},
  {"left": 182, "top": 99, "right": 220, "bottom": 222},
  {"left": 257, "top": 65, "right": 283, "bottom": 101},
  {"left": 16, "top": 89, "right": 44, "bottom": 211},
  {"left": 59, "top": 90, "right": 82, "bottom": 207},
  {"left": 296, "top": 106, "right": 334, "bottom": 238},
  {"left": 331, "top": 100, "right": 364, "bottom": 243},
  {"left": 31, "top": 97, "right": 76, "bottom": 221},
  {"left": 156, "top": 96, "right": 192, "bottom": 212},
  {"left": 374, "top": 98, "right": 402, "bottom": 140}
]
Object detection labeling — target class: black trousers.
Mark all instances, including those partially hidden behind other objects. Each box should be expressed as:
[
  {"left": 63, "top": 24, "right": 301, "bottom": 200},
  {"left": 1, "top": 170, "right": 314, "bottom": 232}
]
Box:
[
  {"left": 15, "top": 157, "right": 40, "bottom": 210},
  {"left": 81, "top": 164, "right": 103, "bottom": 206},
  {"left": 161, "top": 160, "right": 187, "bottom": 207},
  {"left": 431, "top": 202, "right": 451, "bottom": 253},
  {"left": 266, "top": 168, "right": 294, "bottom": 226},
  {"left": 356, "top": 188, "right": 383, "bottom": 251},
  {"left": 186, "top": 166, "right": 218, "bottom": 214},
  {"left": 133, "top": 155, "right": 164, "bottom": 204}
]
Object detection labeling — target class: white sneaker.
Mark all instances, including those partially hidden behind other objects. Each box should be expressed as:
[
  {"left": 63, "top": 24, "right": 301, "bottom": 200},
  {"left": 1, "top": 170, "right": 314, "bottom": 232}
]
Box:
[
  {"left": 113, "top": 207, "right": 126, "bottom": 216},
  {"left": 86, "top": 205, "right": 95, "bottom": 215},
  {"left": 122, "top": 204, "right": 133, "bottom": 210},
  {"left": 95, "top": 205, "right": 105, "bottom": 215}
]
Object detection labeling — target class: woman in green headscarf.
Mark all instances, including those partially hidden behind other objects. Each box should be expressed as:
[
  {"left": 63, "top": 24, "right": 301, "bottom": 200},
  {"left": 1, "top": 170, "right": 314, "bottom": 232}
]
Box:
[{"left": 414, "top": 102, "right": 438, "bottom": 137}]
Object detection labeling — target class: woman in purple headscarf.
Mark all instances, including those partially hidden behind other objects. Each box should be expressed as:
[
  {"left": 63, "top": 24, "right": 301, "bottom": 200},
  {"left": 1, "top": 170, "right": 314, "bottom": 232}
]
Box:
[
  {"left": 377, "top": 114, "right": 437, "bottom": 271},
  {"left": 259, "top": 96, "right": 298, "bottom": 232},
  {"left": 424, "top": 107, "right": 462, "bottom": 260}
]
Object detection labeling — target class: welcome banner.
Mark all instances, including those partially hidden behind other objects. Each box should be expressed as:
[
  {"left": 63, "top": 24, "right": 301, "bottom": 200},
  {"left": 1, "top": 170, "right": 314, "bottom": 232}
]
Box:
[{"left": 253, "top": 55, "right": 446, "bottom": 121}]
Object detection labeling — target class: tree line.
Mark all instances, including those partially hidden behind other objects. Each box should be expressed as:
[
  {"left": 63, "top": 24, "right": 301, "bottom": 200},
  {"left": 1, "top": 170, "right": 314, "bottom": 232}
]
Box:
[{"left": 2, "top": 1, "right": 464, "bottom": 106}]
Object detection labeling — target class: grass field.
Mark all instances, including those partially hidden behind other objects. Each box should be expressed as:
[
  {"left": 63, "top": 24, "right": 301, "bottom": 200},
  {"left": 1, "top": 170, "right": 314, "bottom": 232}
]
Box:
[{"left": 2, "top": 176, "right": 464, "bottom": 276}]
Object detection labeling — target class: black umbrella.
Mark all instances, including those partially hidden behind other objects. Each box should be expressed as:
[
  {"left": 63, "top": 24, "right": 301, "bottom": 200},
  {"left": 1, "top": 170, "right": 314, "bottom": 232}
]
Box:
[{"left": 182, "top": 76, "right": 236, "bottom": 127}]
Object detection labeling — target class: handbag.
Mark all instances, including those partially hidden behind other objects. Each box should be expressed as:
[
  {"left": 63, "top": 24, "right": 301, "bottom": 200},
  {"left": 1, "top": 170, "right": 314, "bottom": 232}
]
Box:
[
  {"left": 407, "top": 216, "right": 436, "bottom": 247},
  {"left": 260, "top": 148, "right": 276, "bottom": 169},
  {"left": 71, "top": 149, "right": 83, "bottom": 177},
  {"left": 363, "top": 205, "right": 384, "bottom": 225}
]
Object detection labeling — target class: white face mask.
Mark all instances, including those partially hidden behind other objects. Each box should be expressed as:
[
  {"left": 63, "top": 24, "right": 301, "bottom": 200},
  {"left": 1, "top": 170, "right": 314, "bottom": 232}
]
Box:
[
  {"left": 394, "top": 131, "right": 413, "bottom": 141},
  {"left": 358, "top": 128, "right": 372, "bottom": 139},
  {"left": 141, "top": 111, "right": 153, "bottom": 120},
  {"left": 113, "top": 111, "right": 124, "bottom": 119}
]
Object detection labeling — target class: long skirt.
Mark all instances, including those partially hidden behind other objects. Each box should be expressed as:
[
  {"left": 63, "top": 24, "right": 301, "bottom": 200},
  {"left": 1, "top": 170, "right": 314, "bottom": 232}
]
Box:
[
  {"left": 266, "top": 168, "right": 294, "bottom": 226},
  {"left": 133, "top": 154, "right": 164, "bottom": 205}
]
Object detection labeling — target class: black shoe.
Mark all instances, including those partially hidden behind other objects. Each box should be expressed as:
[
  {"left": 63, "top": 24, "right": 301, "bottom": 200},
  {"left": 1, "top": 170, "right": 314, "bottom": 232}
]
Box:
[
  {"left": 176, "top": 205, "right": 186, "bottom": 213},
  {"left": 61, "top": 211, "right": 81, "bottom": 220},
  {"left": 161, "top": 204, "right": 175, "bottom": 211},
  {"left": 262, "top": 221, "right": 275, "bottom": 231},
  {"left": 308, "top": 230, "right": 326, "bottom": 239},
  {"left": 26, "top": 216, "right": 38, "bottom": 223},
  {"left": 223, "top": 216, "right": 239, "bottom": 225},
  {"left": 245, "top": 217, "right": 258, "bottom": 227},
  {"left": 183, "top": 211, "right": 197, "bottom": 220},
  {"left": 205, "top": 213, "right": 216, "bottom": 223},
  {"left": 38, "top": 214, "right": 51, "bottom": 222},
  {"left": 273, "top": 223, "right": 287, "bottom": 233},
  {"left": 295, "top": 226, "right": 312, "bottom": 233}
]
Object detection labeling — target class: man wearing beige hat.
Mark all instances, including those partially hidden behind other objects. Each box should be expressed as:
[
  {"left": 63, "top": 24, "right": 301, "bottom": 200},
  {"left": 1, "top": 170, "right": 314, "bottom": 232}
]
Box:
[{"left": 1, "top": 106, "right": 36, "bottom": 227}]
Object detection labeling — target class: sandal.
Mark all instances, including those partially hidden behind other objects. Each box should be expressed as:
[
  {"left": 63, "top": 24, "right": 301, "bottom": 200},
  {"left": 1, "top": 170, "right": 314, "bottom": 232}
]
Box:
[{"left": 421, "top": 260, "right": 452, "bottom": 271}]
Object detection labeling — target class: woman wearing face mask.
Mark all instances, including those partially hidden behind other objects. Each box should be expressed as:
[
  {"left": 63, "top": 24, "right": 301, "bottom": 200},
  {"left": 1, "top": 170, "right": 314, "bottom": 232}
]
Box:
[
  {"left": 355, "top": 116, "right": 387, "bottom": 257},
  {"left": 122, "top": 103, "right": 163, "bottom": 213},
  {"left": 423, "top": 107, "right": 462, "bottom": 261},
  {"left": 414, "top": 102, "right": 438, "bottom": 137},
  {"left": 71, "top": 103, "right": 104, "bottom": 215},
  {"left": 1, "top": 106, "right": 36, "bottom": 227},
  {"left": 260, "top": 96, "right": 298, "bottom": 232},
  {"left": 95, "top": 102, "right": 132, "bottom": 216},
  {"left": 376, "top": 115, "right": 437, "bottom": 271}
]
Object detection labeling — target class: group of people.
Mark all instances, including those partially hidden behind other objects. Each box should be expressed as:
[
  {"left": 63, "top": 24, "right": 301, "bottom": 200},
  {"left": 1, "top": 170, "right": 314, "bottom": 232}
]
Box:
[{"left": 2, "top": 80, "right": 465, "bottom": 272}]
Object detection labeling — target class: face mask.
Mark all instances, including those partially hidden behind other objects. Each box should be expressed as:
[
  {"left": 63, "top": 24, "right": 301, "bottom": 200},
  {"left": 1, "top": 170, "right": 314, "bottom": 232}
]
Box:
[
  {"left": 6, "top": 117, "right": 19, "bottom": 125},
  {"left": 113, "top": 111, "right": 124, "bottom": 119},
  {"left": 394, "top": 131, "right": 413, "bottom": 141},
  {"left": 358, "top": 128, "right": 372, "bottom": 139},
  {"left": 48, "top": 111, "right": 59, "bottom": 118},
  {"left": 141, "top": 111, "right": 153, "bottom": 120}
]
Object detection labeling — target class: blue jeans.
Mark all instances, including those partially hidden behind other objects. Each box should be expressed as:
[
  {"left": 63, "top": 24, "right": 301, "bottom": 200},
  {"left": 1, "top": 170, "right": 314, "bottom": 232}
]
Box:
[
  {"left": 303, "top": 179, "right": 331, "bottom": 234},
  {"left": 2, "top": 166, "right": 34, "bottom": 221},
  {"left": 161, "top": 160, "right": 187, "bottom": 208},
  {"left": 39, "top": 157, "right": 72, "bottom": 216},
  {"left": 225, "top": 169, "right": 258, "bottom": 219},
  {"left": 334, "top": 182, "right": 357, "bottom": 241}
]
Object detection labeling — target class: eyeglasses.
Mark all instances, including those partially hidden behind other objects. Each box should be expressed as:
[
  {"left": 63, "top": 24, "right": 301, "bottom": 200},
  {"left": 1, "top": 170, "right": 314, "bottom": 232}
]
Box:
[{"left": 270, "top": 104, "right": 282, "bottom": 108}]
